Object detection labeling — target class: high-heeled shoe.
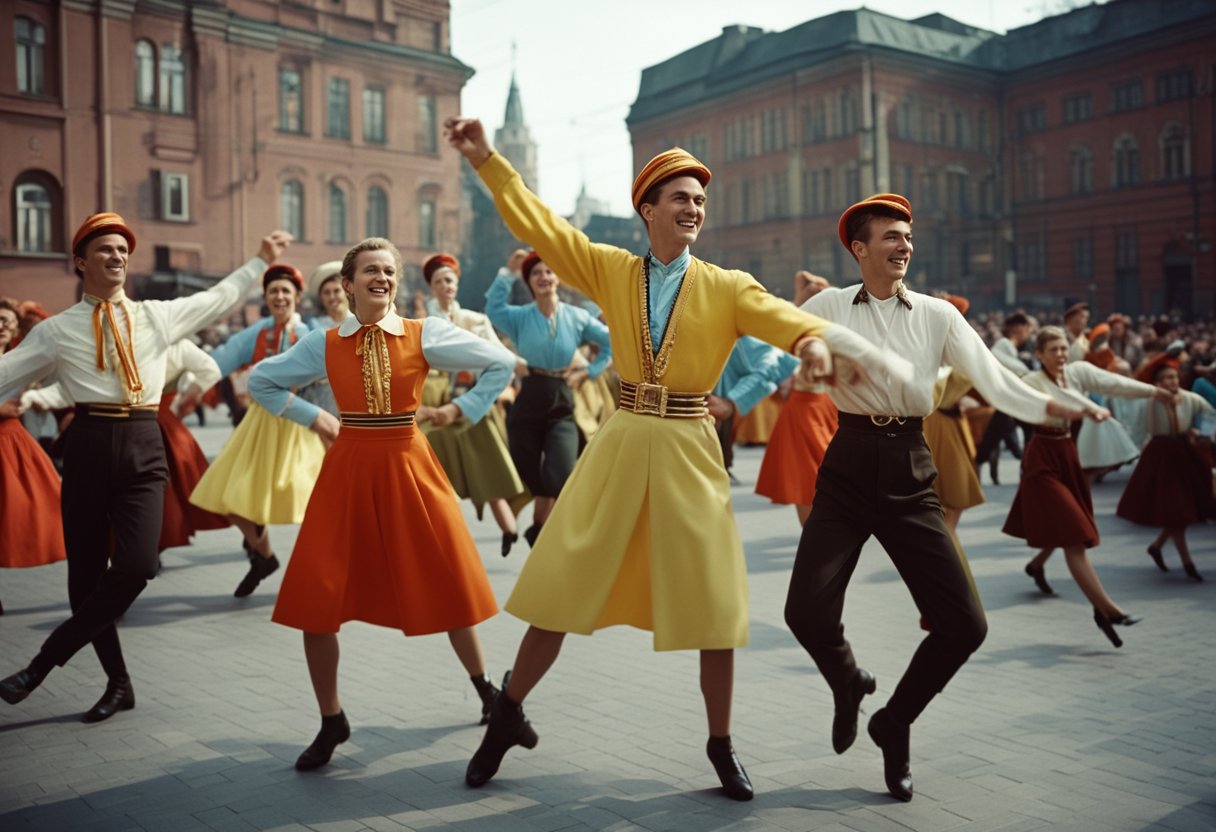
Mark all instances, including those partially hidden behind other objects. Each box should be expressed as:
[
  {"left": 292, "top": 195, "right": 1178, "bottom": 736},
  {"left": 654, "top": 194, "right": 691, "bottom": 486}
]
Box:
[
  {"left": 1146, "top": 545, "right": 1168, "bottom": 572},
  {"left": 1025, "top": 563, "right": 1054, "bottom": 596},
  {"left": 1093, "top": 609, "right": 1140, "bottom": 647},
  {"left": 1184, "top": 563, "right": 1204, "bottom": 582},
  {"left": 295, "top": 710, "right": 351, "bottom": 771},
  {"left": 706, "top": 735, "right": 753, "bottom": 801}
]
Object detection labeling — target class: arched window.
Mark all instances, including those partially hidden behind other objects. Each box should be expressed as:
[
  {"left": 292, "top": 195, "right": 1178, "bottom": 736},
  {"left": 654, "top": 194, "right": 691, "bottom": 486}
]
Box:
[
  {"left": 159, "top": 43, "right": 187, "bottom": 114},
  {"left": 366, "top": 186, "right": 388, "bottom": 238},
  {"left": 327, "top": 182, "right": 347, "bottom": 243},
  {"left": 1113, "top": 134, "right": 1139, "bottom": 187},
  {"left": 280, "top": 180, "right": 304, "bottom": 240},
  {"left": 13, "top": 173, "right": 58, "bottom": 253},
  {"left": 15, "top": 16, "right": 46, "bottom": 95},
  {"left": 135, "top": 40, "right": 156, "bottom": 106},
  {"left": 418, "top": 199, "right": 436, "bottom": 248},
  {"left": 1069, "top": 145, "right": 1093, "bottom": 194},
  {"left": 1160, "top": 123, "right": 1190, "bottom": 180}
]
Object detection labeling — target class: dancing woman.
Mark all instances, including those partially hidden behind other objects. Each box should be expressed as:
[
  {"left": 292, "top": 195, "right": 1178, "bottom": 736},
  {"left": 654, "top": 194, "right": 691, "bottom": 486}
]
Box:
[
  {"left": 485, "top": 249, "right": 611, "bottom": 550},
  {"left": 248, "top": 237, "right": 514, "bottom": 771},
  {"left": 189, "top": 265, "right": 324, "bottom": 597},
  {"left": 1004, "top": 326, "right": 1175, "bottom": 646}
]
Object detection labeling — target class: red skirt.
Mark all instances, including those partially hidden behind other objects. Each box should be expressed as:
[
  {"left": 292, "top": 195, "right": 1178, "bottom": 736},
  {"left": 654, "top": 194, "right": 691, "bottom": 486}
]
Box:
[
  {"left": 0, "top": 418, "right": 66, "bottom": 568},
  {"left": 755, "top": 390, "right": 838, "bottom": 506},
  {"left": 158, "top": 395, "right": 229, "bottom": 552},
  {"left": 1003, "top": 434, "right": 1099, "bottom": 549},
  {"left": 1116, "top": 436, "right": 1214, "bottom": 528},
  {"left": 272, "top": 424, "right": 499, "bottom": 635}
]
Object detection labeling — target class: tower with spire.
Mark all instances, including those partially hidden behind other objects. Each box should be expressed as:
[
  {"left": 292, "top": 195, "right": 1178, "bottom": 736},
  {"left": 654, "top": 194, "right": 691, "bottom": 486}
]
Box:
[{"left": 494, "top": 46, "right": 539, "bottom": 193}]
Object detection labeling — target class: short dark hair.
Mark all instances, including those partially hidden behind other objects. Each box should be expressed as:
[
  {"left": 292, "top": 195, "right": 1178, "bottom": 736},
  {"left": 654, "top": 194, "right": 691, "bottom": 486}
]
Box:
[{"left": 844, "top": 206, "right": 909, "bottom": 250}]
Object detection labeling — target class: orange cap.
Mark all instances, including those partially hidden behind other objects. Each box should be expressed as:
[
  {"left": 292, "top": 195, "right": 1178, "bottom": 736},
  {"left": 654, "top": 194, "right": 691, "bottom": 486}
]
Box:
[
  {"left": 837, "top": 194, "right": 912, "bottom": 258},
  {"left": 944, "top": 294, "right": 970, "bottom": 316},
  {"left": 423, "top": 253, "right": 460, "bottom": 283},
  {"left": 71, "top": 212, "right": 136, "bottom": 256},
  {"left": 631, "top": 147, "right": 711, "bottom": 212}
]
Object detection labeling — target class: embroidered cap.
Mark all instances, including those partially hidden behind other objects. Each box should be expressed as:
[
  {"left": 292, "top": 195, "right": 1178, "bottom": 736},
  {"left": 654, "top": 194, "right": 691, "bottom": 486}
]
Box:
[
  {"left": 423, "top": 253, "right": 460, "bottom": 283},
  {"left": 631, "top": 148, "right": 711, "bottom": 213},
  {"left": 837, "top": 194, "right": 912, "bottom": 258}
]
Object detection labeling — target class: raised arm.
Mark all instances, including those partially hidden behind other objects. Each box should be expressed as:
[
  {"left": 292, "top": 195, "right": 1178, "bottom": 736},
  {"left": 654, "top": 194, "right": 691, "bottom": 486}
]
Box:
[
  {"left": 208, "top": 320, "right": 266, "bottom": 378},
  {"left": 420, "top": 317, "right": 515, "bottom": 425},
  {"left": 248, "top": 328, "right": 327, "bottom": 428},
  {"left": 1070, "top": 361, "right": 1172, "bottom": 403},
  {"left": 944, "top": 312, "right": 1056, "bottom": 424},
  {"left": 484, "top": 268, "right": 526, "bottom": 343}
]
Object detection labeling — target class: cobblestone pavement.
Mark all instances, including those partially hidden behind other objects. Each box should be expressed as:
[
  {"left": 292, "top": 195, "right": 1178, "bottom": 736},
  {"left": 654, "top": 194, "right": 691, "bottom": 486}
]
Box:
[{"left": 1, "top": 416, "right": 1213, "bottom": 831}]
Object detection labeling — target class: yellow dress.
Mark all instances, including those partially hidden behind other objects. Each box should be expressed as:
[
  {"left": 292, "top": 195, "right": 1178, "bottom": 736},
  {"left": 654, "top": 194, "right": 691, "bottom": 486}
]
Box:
[
  {"left": 479, "top": 153, "right": 830, "bottom": 650},
  {"left": 922, "top": 368, "right": 985, "bottom": 511}
]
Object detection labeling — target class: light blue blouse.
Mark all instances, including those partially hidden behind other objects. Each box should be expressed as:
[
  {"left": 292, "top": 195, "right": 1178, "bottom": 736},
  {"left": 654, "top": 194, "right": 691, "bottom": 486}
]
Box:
[
  {"left": 712, "top": 336, "right": 798, "bottom": 417},
  {"left": 484, "top": 271, "right": 612, "bottom": 378},
  {"left": 248, "top": 313, "right": 515, "bottom": 428},
  {"left": 646, "top": 247, "right": 690, "bottom": 353},
  {"left": 209, "top": 316, "right": 311, "bottom": 377}
]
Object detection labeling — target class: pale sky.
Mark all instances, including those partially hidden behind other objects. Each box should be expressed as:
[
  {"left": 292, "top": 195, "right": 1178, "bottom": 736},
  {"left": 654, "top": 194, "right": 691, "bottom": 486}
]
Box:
[{"left": 449, "top": 0, "right": 1095, "bottom": 216}]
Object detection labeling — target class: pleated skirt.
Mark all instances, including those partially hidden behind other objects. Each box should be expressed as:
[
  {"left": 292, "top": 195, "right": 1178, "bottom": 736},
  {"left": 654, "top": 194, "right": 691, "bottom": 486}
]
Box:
[
  {"left": 1116, "top": 436, "right": 1214, "bottom": 528},
  {"left": 755, "top": 390, "right": 838, "bottom": 506},
  {"left": 0, "top": 418, "right": 65, "bottom": 568},
  {"left": 1003, "top": 434, "right": 1099, "bottom": 549},
  {"left": 923, "top": 410, "right": 984, "bottom": 511}
]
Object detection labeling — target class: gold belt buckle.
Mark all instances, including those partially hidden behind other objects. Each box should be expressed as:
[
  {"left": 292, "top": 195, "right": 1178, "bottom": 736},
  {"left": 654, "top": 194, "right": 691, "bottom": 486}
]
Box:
[
  {"left": 635, "top": 382, "right": 669, "bottom": 417},
  {"left": 870, "top": 415, "right": 906, "bottom": 427}
]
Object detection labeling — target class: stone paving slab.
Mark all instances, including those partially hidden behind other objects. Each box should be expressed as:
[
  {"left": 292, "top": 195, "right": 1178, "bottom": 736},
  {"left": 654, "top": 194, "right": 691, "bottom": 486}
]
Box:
[{"left": 1, "top": 416, "right": 1214, "bottom": 831}]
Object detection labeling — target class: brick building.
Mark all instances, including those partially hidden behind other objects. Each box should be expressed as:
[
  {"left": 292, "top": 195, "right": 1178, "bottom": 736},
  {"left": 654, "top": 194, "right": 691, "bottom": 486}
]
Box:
[
  {"left": 1, "top": 0, "right": 470, "bottom": 312},
  {"left": 626, "top": 0, "right": 1216, "bottom": 317}
]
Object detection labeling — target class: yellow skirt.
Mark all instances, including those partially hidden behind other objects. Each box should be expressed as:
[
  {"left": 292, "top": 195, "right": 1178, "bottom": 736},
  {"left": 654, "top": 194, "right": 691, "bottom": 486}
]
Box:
[
  {"left": 923, "top": 410, "right": 984, "bottom": 511},
  {"left": 504, "top": 410, "right": 747, "bottom": 651},
  {"left": 189, "top": 402, "right": 325, "bottom": 525}
]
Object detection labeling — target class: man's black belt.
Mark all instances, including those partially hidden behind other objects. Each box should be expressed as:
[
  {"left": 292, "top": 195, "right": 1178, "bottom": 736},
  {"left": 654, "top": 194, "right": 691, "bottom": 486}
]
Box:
[
  {"left": 74, "top": 403, "right": 158, "bottom": 421},
  {"left": 838, "top": 412, "right": 924, "bottom": 434}
]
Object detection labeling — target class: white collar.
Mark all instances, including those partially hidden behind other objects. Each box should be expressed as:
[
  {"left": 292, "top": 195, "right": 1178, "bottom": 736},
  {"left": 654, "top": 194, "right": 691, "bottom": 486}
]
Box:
[
  {"left": 338, "top": 309, "right": 405, "bottom": 337},
  {"left": 83, "top": 290, "right": 129, "bottom": 306}
]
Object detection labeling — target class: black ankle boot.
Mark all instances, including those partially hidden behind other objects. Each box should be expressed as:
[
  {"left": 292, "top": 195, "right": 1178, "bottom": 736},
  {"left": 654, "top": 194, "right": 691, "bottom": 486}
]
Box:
[
  {"left": 235, "top": 553, "right": 280, "bottom": 598},
  {"left": 295, "top": 711, "right": 351, "bottom": 771},
  {"left": 0, "top": 659, "right": 51, "bottom": 705},
  {"left": 868, "top": 709, "right": 913, "bottom": 802},
  {"left": 523, "top": 523, "right": 543, "bottom": 548},
  {"left": 470, "top": 674, "right": 500, "bottom": 725},
  {"left": 706, "top": 735, "right": 753, "bottom": 801},
  {"left": 832, "top": 668, "right": 877, "bottom": 754},
  {"left": 501, "top": 532, "right": 519, "bottom": 558},
  {"left": 466, "top": 692, "right": 538, "bottom": 787},
  {"left": 82, "top": 674, "right": 135, "bottom": 723}
]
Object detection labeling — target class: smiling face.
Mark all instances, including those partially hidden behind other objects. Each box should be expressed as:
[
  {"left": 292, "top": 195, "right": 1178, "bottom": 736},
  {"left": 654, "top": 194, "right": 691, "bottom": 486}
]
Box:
[
  {"left": 1037, "top": 335, "right": 1070, "bottom": 378},
  {"left": 525, "top": 262, "right": 561, "bottom": 299},
  {"left": 343, "top": 249, "right": 398, "bottom": 321},
  {"left": 75, "top": 233, "right": 130, "bottom": 297},
  {"left": 429, "top": 267, "right": 459, "bottom": 303},
  {"left": 852, "top": 217, "right": 912, "bottom": 282},
  {"left": 319, "top": 279, "right": 346, "bottom": 317},
  {"left": 263, "top": 278, "right": 299, "bottom": 323},
  {"left": 0, "top": 306, "right": 17, "bottom": 351},
  {"left": 640, "top": 175, "right": 706, "bottom": 255}
]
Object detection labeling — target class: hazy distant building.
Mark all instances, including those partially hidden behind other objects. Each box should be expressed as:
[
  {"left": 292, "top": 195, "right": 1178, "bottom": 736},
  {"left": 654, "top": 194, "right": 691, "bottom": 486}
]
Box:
[
  {"left": 628, "top": 0, "right": 1216, "bottom": 316},
  {"left": 494, "top": 73, "right": 539, "bottom": 194}
]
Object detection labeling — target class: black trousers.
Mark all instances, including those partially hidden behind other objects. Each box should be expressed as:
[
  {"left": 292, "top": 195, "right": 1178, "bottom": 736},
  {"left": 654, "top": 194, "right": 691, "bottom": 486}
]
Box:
[
  {"left": 507, "top": 376, "right": 578, "bottom": 498},
  {"left": 784, "top": 417, "right": 987, "bottom": 726},
  {"left": 38, "top": 411, "right": 167, "bottom": 677},
  {"left": 974, "top": 410, "right": 1021, "bottom": 469}
]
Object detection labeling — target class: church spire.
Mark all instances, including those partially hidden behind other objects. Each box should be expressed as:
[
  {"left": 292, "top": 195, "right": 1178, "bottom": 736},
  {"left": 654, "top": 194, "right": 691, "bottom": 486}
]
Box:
[{"left": 494, "top": 46, "right": 538, "bottom": 192}]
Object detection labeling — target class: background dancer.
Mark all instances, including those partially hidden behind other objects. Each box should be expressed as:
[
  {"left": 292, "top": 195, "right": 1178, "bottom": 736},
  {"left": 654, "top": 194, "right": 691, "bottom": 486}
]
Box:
[{"left": 249, "top": 237, "right": 514, "bottom": 771}]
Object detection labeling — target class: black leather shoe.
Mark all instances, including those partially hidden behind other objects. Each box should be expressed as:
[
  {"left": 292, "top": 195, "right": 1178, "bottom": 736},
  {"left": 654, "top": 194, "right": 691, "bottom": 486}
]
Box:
[
  {"left": 466, "top": 692, "right": 538, "bottom": 787},
  {"left": 868, "top": 709, "right": 913, "bottom": 802},
  {"left": 1093, "top": 609, "right": 1124, "bottom": 648},
  {"left": 0, "top": 666, "right": 48, "bottom": 705},
  {"left": 1184, "top": 563, "right": 1204, "bottom": 582},
  {"left": 235, "top": 554, "right": 280, "bottom": 598},
  {"left": 523, "top": 523, "right": 543, "bottom": 548},
  {"left": 832, "top": 668, "right": 877, "bottom": 753},
  {"left": 1147, "top": 546, "right": 1168, "bottom": 572},
  {"left": 295, "top": 711, "right": 351, "bottom": 771},
  {"left": 501, "top": 532, "right": 518, "bottom": 558},
  {"left": 1025, "top": 563, "right": 1055, "bottom": 596},
  {"left": 706, "top": 735, "right": 754, "bottom": 801},
  {"left": 471, "top": 674, "right": 500, "bottom": 725},
  {"left": 82, "top": 675, "right": 135, "bottom": 723}
]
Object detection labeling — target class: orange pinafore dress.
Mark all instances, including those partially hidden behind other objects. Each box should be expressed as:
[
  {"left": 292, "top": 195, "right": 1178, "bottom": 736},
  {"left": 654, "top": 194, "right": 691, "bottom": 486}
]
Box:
[{"left": 271, "top": 320, "right": 499, "bottom": 634}]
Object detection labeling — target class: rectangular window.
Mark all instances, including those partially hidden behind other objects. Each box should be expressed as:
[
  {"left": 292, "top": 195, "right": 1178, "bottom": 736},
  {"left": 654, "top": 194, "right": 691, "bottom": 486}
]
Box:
[
  {"left": 1155, "top": 69, "right": 1193, "bottom": 103},
  {"left": 977, "top": 110, "right": 989, "bottom": 151},
  {"left": 1115, "top": 232, "right": 1138, "bottom": 269},
  {"left": 953, "top": 111, "right": 968, "bottom": 148},
  {"left": 327, "top": 77, "right": 351, "bottom": 139},
  {"left": 363, "top": 86, "right": 385, "bottom": 143},
  {"left": 158, "top": 172, "right": 189, "bottom": 222},
  {"left": 159, "top": 44, "right": 187, "bottom": 114},
  {"left": 1072, "top": 237, "right": 1093, "bottom": 279},
  {"left": 844, "top": 168, "right": 861, "bottom": 204},
  {"left": 15, "top": 182, "right": 52, "bottom": 252},
  {"left": 1062, "top": 93, "right": 1093, "bottom": 123},
  {"left": 15, "top": 17, "right": 46, "bottom": 96},
  {"left": 279, "top": 68, "right": 303, "bottom": 132},
  {"left": 1016, "top": 103, "right": 1046, "bottom": 134},
  {"left": 1111, "top": 80, "right": 1142, "bottom": 112},
  {"left": 417, "top": 94, "right": 437, "bottom": 152},
  {"left": 418, "top": 199, "right": 436, "bottom": 247}
]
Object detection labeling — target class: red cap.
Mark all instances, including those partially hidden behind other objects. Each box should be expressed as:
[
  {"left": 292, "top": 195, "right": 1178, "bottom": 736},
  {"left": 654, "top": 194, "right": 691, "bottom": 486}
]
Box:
[
  {"left": 262, "top": 264, "right": 304, "bottom": 293},
  {"left": 520, "top": 251, "right": 544, "bottom": 283},
  {"left": 423, "top": 253, "right": 460, "bottom": 283}
]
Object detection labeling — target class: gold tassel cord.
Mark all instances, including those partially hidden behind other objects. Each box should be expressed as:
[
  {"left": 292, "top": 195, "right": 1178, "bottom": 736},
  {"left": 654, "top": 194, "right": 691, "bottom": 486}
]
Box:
[
  {"left": 91, "top": 300, "right": 144, "bottom": 404},
  {"left": 355, "top": 325, "right": 392, "bottom": 414}
]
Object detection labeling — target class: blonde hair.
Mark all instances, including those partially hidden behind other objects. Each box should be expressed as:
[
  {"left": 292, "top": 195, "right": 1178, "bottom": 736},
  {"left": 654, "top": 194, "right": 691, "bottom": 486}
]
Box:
[
  {"left": 340, "top": 237, "right": 403, "bottom": 312},
  {"left": 1035, "top": 325, "right": 1068, "bottom": 353}
]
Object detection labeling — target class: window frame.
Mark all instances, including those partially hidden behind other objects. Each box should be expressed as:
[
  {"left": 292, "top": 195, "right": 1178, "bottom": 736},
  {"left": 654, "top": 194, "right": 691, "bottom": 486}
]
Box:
[
  {"left": 159, "top": 172, "right": 190, "bottom": 222},
  {"left": 327, "top": 77, "right": 351, "bottom": 140},
  {"left": 15, "top": 15, "right": 46, "bottom": 96}
]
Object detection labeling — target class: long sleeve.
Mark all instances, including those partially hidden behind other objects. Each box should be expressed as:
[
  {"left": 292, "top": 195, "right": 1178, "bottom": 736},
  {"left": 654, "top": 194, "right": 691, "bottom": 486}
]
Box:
[
  {"left": 20, "top": 381, "right": 71, "bottom": 411},
  {"left": 420, "top": 317, "right": 515, "bottom": 425},
  {"left": 0, "top": 323, "right": 59, "bottom": 402},
  {"left": 1067, "top": 362, "right": 1158, "bottom": 400},
  {"left": 579, "top": 313, "right": 612, "bottom": 379},
  {"left": 166, "top": 340, "right": 222, "bottom": 392},
  {"left": 943, "top": 312, "right": 1052, "bottom": 424},
  {"left": 208, "top": 320, "right": 267, "bottom": 377},
  {"left": 991, "top": 339, "right": 1029, "bottom": 376},
  {"left": 248, "top": 329, "right": 327, "bottom": 427},
  {"left": 153, "top": 257, "right": 267, "bottom": 345},
  {"left": 484, "top": 271, "right": 525, "bottom": 343},
  {"left": 716, "top": 337, "right": 780, "bottom": 417}
]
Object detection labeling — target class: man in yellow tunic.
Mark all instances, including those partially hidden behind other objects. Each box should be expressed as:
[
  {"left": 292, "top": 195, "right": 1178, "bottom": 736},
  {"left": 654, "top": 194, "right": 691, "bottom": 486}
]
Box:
[{"left": 446, "top": 117, "right": 911, "bottom": 801}]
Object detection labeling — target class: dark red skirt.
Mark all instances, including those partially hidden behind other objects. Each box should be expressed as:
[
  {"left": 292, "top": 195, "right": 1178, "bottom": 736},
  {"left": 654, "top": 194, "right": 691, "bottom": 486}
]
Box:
[
  {"left": 158, "top": 394, "right": 229, "bottom": 551},
  {"left": 1116, "top": 436, "right": 1214, "bottom": 528},
  {"left": 1003, "top": 434, "right": 1099, "bottom": 549},
  {"left": 0, "top": 418, "right": 65, "bottom": 568}
]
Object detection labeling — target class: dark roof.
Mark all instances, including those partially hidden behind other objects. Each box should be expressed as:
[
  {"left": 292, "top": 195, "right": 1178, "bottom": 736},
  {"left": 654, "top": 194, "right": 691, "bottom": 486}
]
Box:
[{"left": 628, "top": 0, "right": 1214, "bottom": 124}]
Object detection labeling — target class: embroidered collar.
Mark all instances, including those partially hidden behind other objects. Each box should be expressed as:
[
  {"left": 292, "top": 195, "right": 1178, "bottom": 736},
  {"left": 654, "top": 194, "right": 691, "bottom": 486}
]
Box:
[
  {"left": 339, "top": 310, "right": 405, "bottom": 337},
  {"left": 852, "top": 282, "right": 913, "bottom": 309}
]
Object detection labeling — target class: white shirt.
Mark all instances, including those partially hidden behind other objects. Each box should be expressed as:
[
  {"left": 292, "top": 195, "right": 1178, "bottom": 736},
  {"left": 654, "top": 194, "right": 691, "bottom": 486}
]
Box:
[
  {"left": 801, "top": 285, "right": 1053, "bottom": 423},
  {"left": 0, "top": 257, "right": 266, "bottom": 405},
  {"left": 991, "top": 337, "right": 1030, "bottom": 377},
  {"left": 1021, "top": 362, "right": 1157, "bottom": 429}
]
